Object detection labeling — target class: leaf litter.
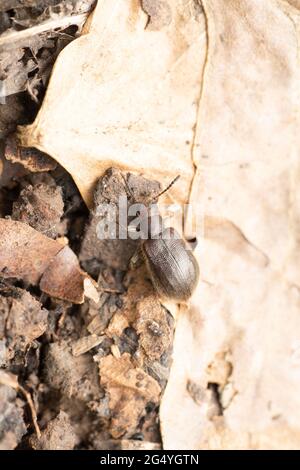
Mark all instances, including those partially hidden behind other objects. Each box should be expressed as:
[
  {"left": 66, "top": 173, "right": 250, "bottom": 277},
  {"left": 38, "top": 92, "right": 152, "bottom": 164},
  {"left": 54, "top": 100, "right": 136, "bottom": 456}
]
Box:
[{"left": 2, "top": 0, "right": 300, "bottom": 452}]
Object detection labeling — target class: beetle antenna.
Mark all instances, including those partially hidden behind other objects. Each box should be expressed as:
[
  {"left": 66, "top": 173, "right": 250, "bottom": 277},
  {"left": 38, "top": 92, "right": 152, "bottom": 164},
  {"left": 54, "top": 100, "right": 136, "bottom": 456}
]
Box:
[{"left": 153, "top": 175, "right": 180, "bottom": 200}]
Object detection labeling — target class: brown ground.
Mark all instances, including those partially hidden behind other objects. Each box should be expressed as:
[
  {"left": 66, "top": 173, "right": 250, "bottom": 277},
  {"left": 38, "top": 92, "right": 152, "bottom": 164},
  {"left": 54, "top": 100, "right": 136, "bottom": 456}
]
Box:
[{"left": 0, "top": 1, "right": 173, "bottom": 450}]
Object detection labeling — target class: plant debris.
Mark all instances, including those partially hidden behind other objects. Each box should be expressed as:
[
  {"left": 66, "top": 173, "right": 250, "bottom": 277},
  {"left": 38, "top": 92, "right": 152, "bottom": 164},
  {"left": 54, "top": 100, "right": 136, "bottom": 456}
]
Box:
[
  {"left": 5, "top": 134, "right": 57, "bottom": 172},
  {"left": 0, "top": 370, "right": 41, "bottom": 438},
  {"left": 5, "top": 0, "right": 299, "bottom": 452},
  {"left": 99, "top": 353, "right": 161, "bottom": 439},
  {"left": 0, "top": 149, "right": 173, "bottom": 449},
  {"left": 17, "top": 0, "right": 206, "bottom": 207},
  {"left": 29, "top": 410, "right": 77, "bottom": 450},
  {"left": 0, "top": 1, "right": 95, "bottom": 100},
  {"left": 0, "top": 283, "right": 48, "bottom": 365}
]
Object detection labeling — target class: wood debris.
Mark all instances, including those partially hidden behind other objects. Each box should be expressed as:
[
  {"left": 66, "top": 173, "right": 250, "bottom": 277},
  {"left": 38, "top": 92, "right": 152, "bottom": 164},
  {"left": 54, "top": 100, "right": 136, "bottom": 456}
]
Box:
[
  {"left": 5, "top": 134, "right": 57, "bottom": 172},
  {"left": 29, "top": 411, "right": 77, "bottom": 450}
]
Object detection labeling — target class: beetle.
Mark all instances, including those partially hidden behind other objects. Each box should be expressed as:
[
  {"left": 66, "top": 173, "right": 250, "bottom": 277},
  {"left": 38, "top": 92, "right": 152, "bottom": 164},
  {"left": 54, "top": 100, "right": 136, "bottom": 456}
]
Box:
[{"left": 124, "top": 175, "right": 199, "bottom": 301}]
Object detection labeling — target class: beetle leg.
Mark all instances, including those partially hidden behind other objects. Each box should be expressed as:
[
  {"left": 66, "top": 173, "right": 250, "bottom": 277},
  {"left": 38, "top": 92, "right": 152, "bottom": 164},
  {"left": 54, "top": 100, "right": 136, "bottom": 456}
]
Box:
[{"left": 129, "top": 246, "right": 143, "bottom": 270}]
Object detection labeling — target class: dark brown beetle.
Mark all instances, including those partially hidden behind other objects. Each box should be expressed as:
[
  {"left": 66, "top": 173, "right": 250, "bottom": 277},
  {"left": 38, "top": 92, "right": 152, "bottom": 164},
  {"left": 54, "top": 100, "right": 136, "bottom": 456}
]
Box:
[
  {"left": 125, "top": 175, "right": 199, "bottom": 301},
  {"left": 143, "top": 225, "right": 199, "bottom": 301}
]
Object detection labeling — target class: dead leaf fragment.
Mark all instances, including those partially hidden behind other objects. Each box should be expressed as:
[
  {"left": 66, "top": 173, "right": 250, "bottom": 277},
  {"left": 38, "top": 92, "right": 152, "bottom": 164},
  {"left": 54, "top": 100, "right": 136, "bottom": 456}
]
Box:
[
  {"left": 72, "top": 334, "right": 103, "bottom": 357},
  {"left": 40, "top": 245, "right": 96, "bottom": 304},
  {"left": 100, "top": 353, "right": 161, "bottom": 438},
  {"left": 101, "top": 353, "right": 161, "bottom": 400},
  {"left": 106, "top": 313, "right": 129, "bottom": 339},
  {"left": 135, "top": 295, "right": 173, "bottom": 361},
  {"left": 5, "top": 134, "right": 57, "bottom": 172},
  {"left": 0, "top": 219, "right": 95, "bottom": 303},
  {"left": 83, "top": 279, "right": 99, "bottom": 304},
  {"left": 18, "top": 0, "right": 207, "bottom": 206},
  {"left": 3, "top": 288, "right": 48, "bottom": 346},
  {"left": 12, "top": 182, "right": 64, "bottom": 238}
]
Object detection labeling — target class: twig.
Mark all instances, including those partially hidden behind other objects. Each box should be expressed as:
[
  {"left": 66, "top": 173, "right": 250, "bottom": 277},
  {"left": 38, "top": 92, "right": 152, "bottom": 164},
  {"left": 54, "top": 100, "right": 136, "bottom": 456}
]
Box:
[{"left": 0, "top": 13, "right": 89, "bottom": 48}]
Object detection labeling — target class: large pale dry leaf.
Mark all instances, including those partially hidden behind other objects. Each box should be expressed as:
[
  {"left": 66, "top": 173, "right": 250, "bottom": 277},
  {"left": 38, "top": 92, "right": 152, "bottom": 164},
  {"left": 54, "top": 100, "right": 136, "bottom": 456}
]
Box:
[
  {"left": 18, "top": 0, "right": 207, "bottom": 208},
  {"left": 161, "top": 0, "right": 300, "bottom": 450}
]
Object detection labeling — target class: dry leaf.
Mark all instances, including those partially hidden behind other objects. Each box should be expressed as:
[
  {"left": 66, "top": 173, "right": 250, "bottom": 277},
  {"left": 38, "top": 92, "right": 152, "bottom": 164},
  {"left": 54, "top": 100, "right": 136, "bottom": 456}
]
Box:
[
  {"left": 135, "top": 295, "right": 173, "bottom": 361},
  {"left": 18, "top": 0, "right": 207, "bottom": 209},
  {"left": 161, "top": 0, "right": 300, "bottom": 450},
  {"left": 5, "top": 134, "right": 57, "bottom": 172},
  {"left": 100, "top": 353, "right": 161, "bottom": 438},
  {"left": 0, "top": 1, "right": 94, "bottom": 98},
  {"left": 12, "top": 180, "right": 64, "bottom": 238},
  {"left": 0, "top": 219, "right": 97, "bottom": 304},
  {"left": 29, "top": 411, "right": 77, "bottom": 450},
  {"left": 0, "top": 373, "right": 26, "bottom": 449}
]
